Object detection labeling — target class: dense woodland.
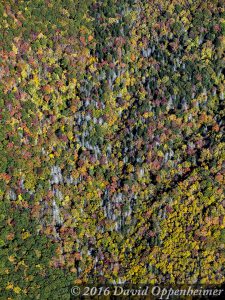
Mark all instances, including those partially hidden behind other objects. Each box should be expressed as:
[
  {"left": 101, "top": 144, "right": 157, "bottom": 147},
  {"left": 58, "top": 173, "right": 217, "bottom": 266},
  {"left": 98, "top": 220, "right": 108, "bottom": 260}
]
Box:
[{"left": 0, "top": 0, "right": 225, "bottom": 298}]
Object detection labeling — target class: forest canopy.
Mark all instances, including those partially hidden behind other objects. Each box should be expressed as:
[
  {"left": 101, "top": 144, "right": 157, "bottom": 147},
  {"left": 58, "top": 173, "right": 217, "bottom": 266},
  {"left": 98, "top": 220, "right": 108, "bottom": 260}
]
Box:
[{"left": 0, "top": 0, "right": 224, "bottom": 298}]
